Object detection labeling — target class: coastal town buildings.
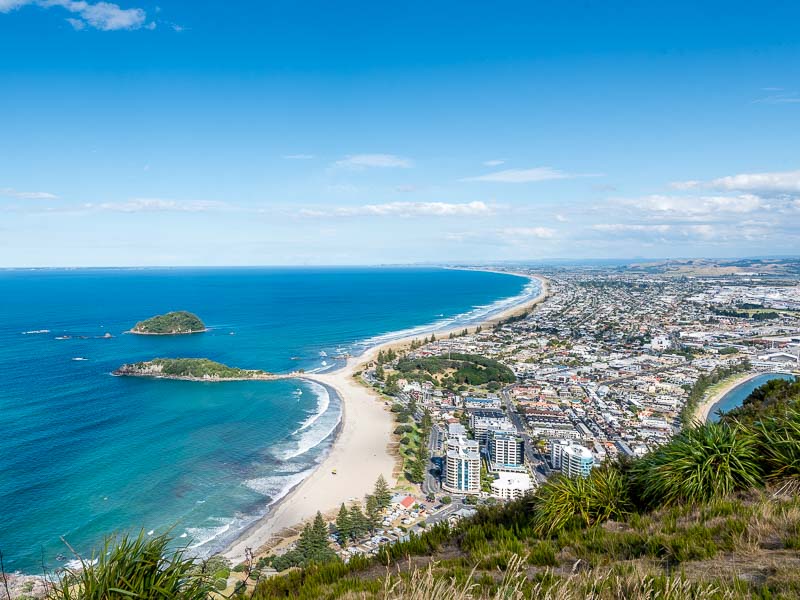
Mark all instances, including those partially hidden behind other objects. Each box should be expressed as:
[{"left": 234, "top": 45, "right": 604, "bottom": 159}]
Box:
[
  {"left": 490, "top": 472, "right": 534, "bottom": 500},
  {"left": 368, "top": 264, "right": 800, "bottom": 520},
  {"left": 443, "top": 435, "right": 481, "bottom": 494},
  {"left": 487, "top": 430, "right": 525, "bottom": 472}
]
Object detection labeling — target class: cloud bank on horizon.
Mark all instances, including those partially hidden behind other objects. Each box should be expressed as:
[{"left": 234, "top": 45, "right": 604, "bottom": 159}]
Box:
[{"left": 1, "top": 0, "right": 799, "bottom": 266}]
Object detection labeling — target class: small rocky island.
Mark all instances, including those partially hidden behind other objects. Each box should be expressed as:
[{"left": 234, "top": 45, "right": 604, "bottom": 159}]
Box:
[
  {"left": 130, "top": 311, "right": 207, "bottom": 335},
  {"left": 114, "top": 358, "right": 280, "bottom": 381}
]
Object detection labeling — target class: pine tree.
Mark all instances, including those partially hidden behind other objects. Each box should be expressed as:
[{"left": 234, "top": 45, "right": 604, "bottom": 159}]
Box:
[
  {"left": 311, "top": 511, "right": 328, "bottom": 552},
  {"left": 349, "top": 505, "right": 369, "bottom": 541},
  {"left": 365, "top": 494, "right": 381, "bottom": 531},
  {"left": 408, "top": 459, "right": 425, "bottom": 483},
  {"left": 374, "top": 474, "right": 392, "bottom": 509},
  {"left": 296, "top": 522, "right": 314, "bottom": 559},
  {"left": 335, "top": 503, "right": 352, "bottom": 545},
  {"left": 430, "top": 333, "right": 436, "bottom": 342}
]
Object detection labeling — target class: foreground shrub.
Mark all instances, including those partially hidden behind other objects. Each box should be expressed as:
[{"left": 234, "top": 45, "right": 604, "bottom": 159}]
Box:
[
  {"left": 48, "top": 531, "right": 214, "bottom": 600},
  {"left": 751, "top": 404, "right": 800, "bottom": 480},
  {"left": 532, "top": 465, "right": 632, "bottom": 536},
  {"left": 632, "top": 423, "right": 761, "bottom": 508}
]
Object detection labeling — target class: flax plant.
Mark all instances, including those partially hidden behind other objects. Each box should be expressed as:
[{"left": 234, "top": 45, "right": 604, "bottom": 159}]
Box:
[
  {"left": 532, "top": 466, "right": 632, "bottom": 536},
  {"left": 48, "top": 531, "right": 214, "bottom": 600},
  {"left": 632, "top": 423, "right": 762, "bottom": 508}
]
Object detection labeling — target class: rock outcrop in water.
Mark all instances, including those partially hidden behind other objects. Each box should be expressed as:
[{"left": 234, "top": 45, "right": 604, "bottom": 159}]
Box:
[{"left": 114, "top": 358, "right": 278, "bottom": 381}]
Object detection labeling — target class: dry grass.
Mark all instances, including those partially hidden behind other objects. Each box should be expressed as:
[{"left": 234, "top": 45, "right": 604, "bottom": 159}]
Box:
[{"left": 350, "top": 554, "right": 736, "bottom": 600}]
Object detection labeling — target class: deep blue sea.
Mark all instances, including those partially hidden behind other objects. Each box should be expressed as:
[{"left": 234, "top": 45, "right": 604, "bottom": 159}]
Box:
[
  {"left": 709, "top": 372, "right": 797, "bottom": 422},
  {"left": 0, "top": 267, "right": 535, "bottom": 572}
]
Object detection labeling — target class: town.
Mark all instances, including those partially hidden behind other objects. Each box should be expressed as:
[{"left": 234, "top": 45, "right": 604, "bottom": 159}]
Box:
[
  {"left": 306, "top": 264, "right": 800, "bottom": 564},
  {"left": 221, "top": 262, "right": 800, "bottom": 587}
]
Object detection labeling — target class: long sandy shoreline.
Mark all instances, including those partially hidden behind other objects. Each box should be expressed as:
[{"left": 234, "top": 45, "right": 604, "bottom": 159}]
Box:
[{"left": 223, "top": 271, "right": 548, "bottom": 564}]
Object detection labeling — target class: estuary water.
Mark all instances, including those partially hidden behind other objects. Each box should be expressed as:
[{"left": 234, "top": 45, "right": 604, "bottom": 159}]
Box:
[
  {"left": 708, "top": 372, "right": 798, "bottom": 422},
  {"left": 0, "top": 267, "right": 536, "bottom": 572}
]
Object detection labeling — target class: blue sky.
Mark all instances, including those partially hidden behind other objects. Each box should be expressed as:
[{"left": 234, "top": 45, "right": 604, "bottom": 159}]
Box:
[{"left": 1, "top": 1, "right": 799, "bottom": 266}]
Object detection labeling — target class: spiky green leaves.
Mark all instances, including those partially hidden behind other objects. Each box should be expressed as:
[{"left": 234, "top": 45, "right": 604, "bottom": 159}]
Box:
[
  {"left": 531, "top": 466, "right": 632, "bottom": 536},
  {"left": 632, "top": 423, "right": 762, "bottom": 507}
]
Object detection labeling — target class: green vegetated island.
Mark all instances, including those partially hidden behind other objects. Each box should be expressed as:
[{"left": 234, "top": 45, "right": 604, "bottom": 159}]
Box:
[
  {"left": 130, "top": 311, "right": 207, "bottom": 335},
  {"left": 114, "top": 358, "right": 282, "bottom": 381}
]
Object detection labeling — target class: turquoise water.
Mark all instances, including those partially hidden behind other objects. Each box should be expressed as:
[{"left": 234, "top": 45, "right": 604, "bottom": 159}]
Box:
[
  {"left": 708, "top": 373, "right": 798, "bottom": 422},
  {"left": 0, "top": 267, "right": 536, "bottom": 572}
]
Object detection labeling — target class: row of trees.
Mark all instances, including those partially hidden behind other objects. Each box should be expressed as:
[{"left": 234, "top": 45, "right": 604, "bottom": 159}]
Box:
[
  {"left": 271, "top": 512, "right": 337, "bottom": 571},
  {"left": 335, "top": 475, "right": 393, "bottom": 546},
  {"left": 376, "top": 347, "right": 399, "bottom": 365},
  {"left": 405, "top": 409, "right": 432, "bottom": 483},
  {"left": 408, "top": 333, "right": 437, "bottom": 350}
]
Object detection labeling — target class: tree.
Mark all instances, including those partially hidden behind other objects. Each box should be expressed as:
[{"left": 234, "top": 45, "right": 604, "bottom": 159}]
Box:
[
  {"left": 335, "top": 504, "right": 352, "bottom": 545},
  {"left": 375, "top": 364, "right": 385, "bottom": 380},
  {"left": 296, "top": 522, "right": 314, "bottom": 558},
  {"left": 374, "top": 474, "right": 392, "bottom": 509},
  {"left": 311, "top": 511, "right": 329, "bottom": 550},
  {"left": 408, "top": 459, "right": 425, "bottom": 483},
  {"left": 421, "top": 408, "right": 433, "bottom": 429},
  {"left": 365, "top": 494, "right": 382, "bottom": 531},
  {"left": 349, "top": 505, "right": 369, "bottom": 541},
  {"left": 303, "top": 512, "right": 337, "bottom": 564}
]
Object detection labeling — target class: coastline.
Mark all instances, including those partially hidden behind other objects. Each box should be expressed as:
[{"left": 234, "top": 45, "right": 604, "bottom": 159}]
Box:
[
  {"left": 693, "top": 372, "right": 760, "bottom": 423},
  {"left": 694, "top": 370, "right": 799, "bottom": 423},
  {"left": 223, "top": 271, "right": 548, "bottom": 564}
]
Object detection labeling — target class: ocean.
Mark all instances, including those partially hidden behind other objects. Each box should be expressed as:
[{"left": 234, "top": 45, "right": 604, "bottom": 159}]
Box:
[{"left": 0, "top": 267, "right": 536, "bottom": 572}]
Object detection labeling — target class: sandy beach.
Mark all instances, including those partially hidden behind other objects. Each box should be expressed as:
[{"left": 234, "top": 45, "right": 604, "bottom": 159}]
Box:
[
  {"left": 223, "top": 271, "right": 548, "bottom": 563},
  {"left": 694, "top": 370, "right": 799, "bottom": 423},
  {"left": 693, "top": 372, "right": 760, "bottom": 423}
]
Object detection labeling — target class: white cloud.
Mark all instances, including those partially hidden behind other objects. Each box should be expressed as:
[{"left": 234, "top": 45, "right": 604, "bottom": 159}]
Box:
[
  {"left": 0, "top": 187, "right": 59, "bottom": 200},
  {"left": 283, "top": 154, "right": 315, "bottom": 160},
  {"left": 672, "top": 169, "right": 800, "bottom": 195},
  {"left": 618, "top": 193, "right": 765, "bottom": 217},
  {"left": 92, "top": 198, "right": 227, "bottom": 212},
  {"left": 1, "top": 0, "right": 150, "bottom": 30},
  {"left": 500, "top": 227, "right": 556, "bottom": 239},
  {"left": 461, "top": 166, "right": 571, "bottom": 183},
  {"left": 592, "top": 223, "right": 716, "bottom": 240},
  {"left": 483, "top": 160, "right": 505, "bottom": 167},
  {"left": 554, "top": 213, "right": 568, "bottom": 222},
  {"left": 300, "top": 200, "right": 493, "bottom": 218},
  {"left": 332, "top": 154, "right": 413, "bottom": 170},
  {"left": 593, "top": 224, "right": 672, "bottom": 234},
  {"left": 0, "top": 0, "right": 30, "bottom": 10}
]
